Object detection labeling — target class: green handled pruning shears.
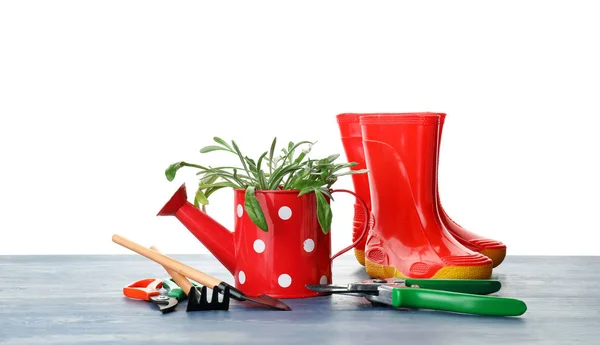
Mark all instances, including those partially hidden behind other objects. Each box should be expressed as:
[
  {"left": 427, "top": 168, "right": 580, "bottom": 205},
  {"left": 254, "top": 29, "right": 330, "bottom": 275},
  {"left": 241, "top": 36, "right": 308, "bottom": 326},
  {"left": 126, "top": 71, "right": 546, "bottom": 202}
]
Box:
[
  {"left": 161, "top": 278, "right": 200, "bottom": 301},
  {"left": 306, "top": 278, "right": 527, "bottom": 316}
]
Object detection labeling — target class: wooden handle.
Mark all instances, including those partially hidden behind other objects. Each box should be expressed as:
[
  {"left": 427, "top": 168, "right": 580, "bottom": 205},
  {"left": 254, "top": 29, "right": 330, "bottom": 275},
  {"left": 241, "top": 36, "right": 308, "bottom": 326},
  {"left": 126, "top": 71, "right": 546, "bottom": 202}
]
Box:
[
  {"left": 112, "top": 234, "right": 222, "bottom": 288},
  {"left": 150, "top": 246, "right": 194, "bottom": 295}
]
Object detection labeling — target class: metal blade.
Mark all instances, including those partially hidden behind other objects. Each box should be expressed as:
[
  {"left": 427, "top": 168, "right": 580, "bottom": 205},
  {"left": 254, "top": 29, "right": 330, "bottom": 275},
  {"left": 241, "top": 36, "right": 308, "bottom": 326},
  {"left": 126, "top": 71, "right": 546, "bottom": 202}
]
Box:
[
  {"left": 306, "top": 284, "right": 379, "bottom": 295},
  {"left": 220, "top": 282, "right": 291, "bottom": 311},
  {"left": 150, "top": 295, "right": 178, "bottom": 313},
  {"left": 240, "top": 294, "right": 292, "bottom": 311},
  {"left": 305, "top": 284, "right": 355, "bottom": 293}
]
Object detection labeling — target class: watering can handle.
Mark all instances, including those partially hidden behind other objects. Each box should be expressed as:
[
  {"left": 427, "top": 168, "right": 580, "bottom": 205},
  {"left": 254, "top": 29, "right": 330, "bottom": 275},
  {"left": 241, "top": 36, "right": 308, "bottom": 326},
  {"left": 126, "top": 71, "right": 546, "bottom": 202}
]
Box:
[{"left": 329, "top": 189, "right": 370, "bottom": 263}]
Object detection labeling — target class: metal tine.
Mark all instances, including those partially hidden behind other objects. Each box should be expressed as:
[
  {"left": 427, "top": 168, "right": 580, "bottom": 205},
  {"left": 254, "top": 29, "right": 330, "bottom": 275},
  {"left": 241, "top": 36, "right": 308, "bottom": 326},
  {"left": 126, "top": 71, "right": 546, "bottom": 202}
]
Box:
[
  {"left": 186, "top": 284, "right": 230, "bottom": 311},
  {"left": 199, "top": 286, "right": 208, "bottom": 305}
]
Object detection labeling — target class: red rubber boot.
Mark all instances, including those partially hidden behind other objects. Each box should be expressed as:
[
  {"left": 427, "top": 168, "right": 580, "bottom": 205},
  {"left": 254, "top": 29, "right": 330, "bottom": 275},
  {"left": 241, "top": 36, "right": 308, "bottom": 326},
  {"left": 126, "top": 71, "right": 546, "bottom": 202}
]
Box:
[
  {"left": 360, "top": 113, "right": 493, "bottom": 279},
  {"left": 436, "top": 113, "right": 507, "bottom": 267},
  {"left": 336, "top": 114, "right": 371, "bottom": 266}
]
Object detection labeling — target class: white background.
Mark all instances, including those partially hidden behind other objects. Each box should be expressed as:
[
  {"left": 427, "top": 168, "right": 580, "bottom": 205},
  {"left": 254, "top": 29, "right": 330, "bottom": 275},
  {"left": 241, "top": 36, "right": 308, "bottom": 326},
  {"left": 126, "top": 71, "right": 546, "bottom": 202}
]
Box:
[{"left": 1, "top": 1, "right": 598, "bottom": 256}]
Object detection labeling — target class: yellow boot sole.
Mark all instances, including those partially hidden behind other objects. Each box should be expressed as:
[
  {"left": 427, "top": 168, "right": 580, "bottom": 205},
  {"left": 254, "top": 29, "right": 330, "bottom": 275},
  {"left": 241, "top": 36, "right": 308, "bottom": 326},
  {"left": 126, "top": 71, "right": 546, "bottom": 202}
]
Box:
[
  {"left": 356, "top": 246, "right": 506, "bottom": 268},
  {"left": 480, "top": 247, "right": 507, "bottom": 268},
  {"left": 354, "top": 249, "right": 366, "bottom": 266},
  {"left": 365, "top": 259, "right": 493, "bottom": 279}
]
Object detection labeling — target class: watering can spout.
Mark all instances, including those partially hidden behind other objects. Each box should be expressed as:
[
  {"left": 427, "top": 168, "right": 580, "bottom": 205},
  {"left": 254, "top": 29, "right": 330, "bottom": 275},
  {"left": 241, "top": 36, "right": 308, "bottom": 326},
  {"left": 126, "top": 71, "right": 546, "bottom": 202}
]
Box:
[
  {"left": 157, "top": 183, "right": 189, "bottom": 217},
  {"left": 157, "top": 184, "right": 236, "bottom": 275}
]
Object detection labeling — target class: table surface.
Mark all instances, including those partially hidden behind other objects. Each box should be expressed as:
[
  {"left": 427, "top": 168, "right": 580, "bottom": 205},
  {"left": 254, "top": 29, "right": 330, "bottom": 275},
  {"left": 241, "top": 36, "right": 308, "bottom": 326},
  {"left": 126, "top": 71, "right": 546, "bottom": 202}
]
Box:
[{"left": 1, "top": 254, "right": 599, "bottom": 345}]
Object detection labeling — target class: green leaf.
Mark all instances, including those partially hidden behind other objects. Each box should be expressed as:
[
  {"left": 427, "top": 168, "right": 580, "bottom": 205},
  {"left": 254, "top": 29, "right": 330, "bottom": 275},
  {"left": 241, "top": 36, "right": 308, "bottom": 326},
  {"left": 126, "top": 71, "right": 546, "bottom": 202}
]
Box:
[
  {"left": 287, "top": 141, "right": 294, "bottom": 163},
  {"left": 293, "top": 151, "right": 307, "bottom": 164},
  {"left": 245, "top": 156, "right": 258, "bottom": 177},
  {"left": 325, "top": 175, "right": 337, "bottom": 188},
  {"left": 326, "top": 154, "right": 340, "bottom": 162},
  {"left": 331, "top": 162, "right": 358, "bottom": 172},
  {"left": 193, "top": 165, "right": 250, "bottom": 187},
  {"left": 198, "top": 171, "right": 244, "bottom": 188},
  {"left": 195, "top": 188, "right": 209, "bottom": 206},
  {"left": 199, "top": 181, "right": 238, "bottom": 189},
  {"left": 282, "top": 171, "right": 298, "bottom": 189},
  {"left": 258, "top": 170, "right": 268, "bottom": 190},
  {"left": 233, "top": 169, "right": 240, "bottom": 185},
  {"left": 201, "top": 174, "right": 219, "bottom": 185},
  {"left": 213, "top": 137, "right": 233, "bottom": 151},
  {"left": 256, "top": 151, "right": 268, "bottom": 174},
  {"left": 269, "top": 137, "right": 277, "bottom": 174},
  {"left": 280, "top": 141, "right": 314, "bottom": 165},
  {"left": 294, "top": 180, "right": 324, "bottom": 192},
  {"left": 200, "top": 145, "right": 229, "bottom": 153},
  {"left": 298, "top": 185, "right": 334, "bottom": 200},
  {"left": 165, "top": 162, "right": 183, "bottom": 181},
  {"left": 317, "top": 157, "right": 330, "bottom": 165},
  {"left": 315, "top": 190, "right": 333, "bottom": 234},
  {"left": 320, "top": 165, "right": 328, "bottom": 182},
  {"left": 284, "top": 166, "right": 311, "bottom": 189},
  {"left": 232, "top": 140, "right": 253, "bottom": 179},
  {"left": 335, "top": 169, "right": 369, "bottom": 177},
  {"left": 317, "top": 187, "right": 334, "bottom": 201},
  {"left": 244, "top": 186, "right": 268, "bottom": 231},
  {"left": 298, "top": 186, "right": 315, "bottom": 197},
  {"left": 267, "top": 164, "right": 304, "bottom": 189}
]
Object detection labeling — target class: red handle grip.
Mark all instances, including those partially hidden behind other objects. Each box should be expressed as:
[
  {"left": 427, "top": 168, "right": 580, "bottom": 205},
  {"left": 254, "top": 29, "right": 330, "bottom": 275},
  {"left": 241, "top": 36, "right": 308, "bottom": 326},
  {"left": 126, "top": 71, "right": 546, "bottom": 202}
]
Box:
[{"left": 123, "top": 278, "right": 163, "bottom": 301}]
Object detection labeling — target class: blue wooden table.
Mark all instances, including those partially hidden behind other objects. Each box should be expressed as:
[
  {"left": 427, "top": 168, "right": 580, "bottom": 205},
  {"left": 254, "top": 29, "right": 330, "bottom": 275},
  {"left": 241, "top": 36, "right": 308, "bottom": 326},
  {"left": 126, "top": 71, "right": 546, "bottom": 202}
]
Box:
[{"left": 1, "top": 254, "right": 598, "bottom": 344}]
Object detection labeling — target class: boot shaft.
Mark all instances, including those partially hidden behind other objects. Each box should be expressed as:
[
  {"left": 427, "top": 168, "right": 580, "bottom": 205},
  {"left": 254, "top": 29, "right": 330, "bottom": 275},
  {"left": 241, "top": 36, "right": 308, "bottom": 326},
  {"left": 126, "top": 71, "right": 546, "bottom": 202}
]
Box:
[
  {"left": 360, "top": 113, "right": 442, "bottom": 215},
  {"left": 336, "top": 114, "right": 372, "bottom": 207},
  {"left": 336, "top": 112, "right": 447, "bottom": 208}
]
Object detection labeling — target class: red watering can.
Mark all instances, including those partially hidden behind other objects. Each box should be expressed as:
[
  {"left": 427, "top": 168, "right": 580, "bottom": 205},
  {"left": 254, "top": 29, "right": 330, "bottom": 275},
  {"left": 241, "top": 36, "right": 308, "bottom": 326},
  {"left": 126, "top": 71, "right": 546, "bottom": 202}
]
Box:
[{"left": 157, "top": 184, "right": 368, "bottom": 298}]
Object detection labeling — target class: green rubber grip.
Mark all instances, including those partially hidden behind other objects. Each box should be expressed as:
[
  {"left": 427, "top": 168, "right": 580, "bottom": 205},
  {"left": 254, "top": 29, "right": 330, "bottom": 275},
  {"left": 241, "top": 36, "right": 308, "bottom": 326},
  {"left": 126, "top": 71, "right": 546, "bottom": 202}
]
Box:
[
  {"left": 162, "top": 279, "right": 186, "bottom": 301},
  {"left": 391, "top": 288, "right": 527, "bottom": 316},
  {"left": 404, "top": 279, "right": 501, "bottom": 295}
]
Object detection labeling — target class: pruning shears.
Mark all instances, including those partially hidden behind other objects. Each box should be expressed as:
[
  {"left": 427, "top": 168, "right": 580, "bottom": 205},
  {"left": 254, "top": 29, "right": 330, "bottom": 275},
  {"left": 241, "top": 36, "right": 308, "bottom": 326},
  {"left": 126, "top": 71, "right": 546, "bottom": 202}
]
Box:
[
  {"left": 161, "top": 278, "right": 190, "bottom": 301},
  {"left": 306, "top": 278, "right": 527, "bottom": 316},
  {"left": 122, "top": 278, "right": 195, "bottom": 314},
  {"left": 123, "top": 278, "right": 179, "bottom": 313}
]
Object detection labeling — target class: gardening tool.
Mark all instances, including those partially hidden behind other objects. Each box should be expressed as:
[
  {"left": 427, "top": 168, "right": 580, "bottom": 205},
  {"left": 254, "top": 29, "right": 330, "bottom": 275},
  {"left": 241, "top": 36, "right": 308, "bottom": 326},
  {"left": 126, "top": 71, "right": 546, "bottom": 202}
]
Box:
[
  {"left": 357, "top": 113, "right": 493, "bottom": 279},
  {"left": 155, "top": 183, "right": 369, "bottom": 298},
  {"left": 162, "top": 277, "right": 230, "bottom": 311},
  {"left": 306, "top": 278, "right": 527, "bottom": 316},
  {"left": 151, "top": 246, "right": 230, "bottom": 311},
  {"left": 336, "top": 112, "right": 506, "bottom": 268},
  {"left": 112, "top": 234, "right": 291, "bottom": 311},
  {"left": 161, "top": 278, "right": 188, "bottom": 301},
  {"left": 123, "top": 278, "right": 178, "bottom": 313},
  {"left": 309, "top": 278, "right": 502, "bottom": 295}
]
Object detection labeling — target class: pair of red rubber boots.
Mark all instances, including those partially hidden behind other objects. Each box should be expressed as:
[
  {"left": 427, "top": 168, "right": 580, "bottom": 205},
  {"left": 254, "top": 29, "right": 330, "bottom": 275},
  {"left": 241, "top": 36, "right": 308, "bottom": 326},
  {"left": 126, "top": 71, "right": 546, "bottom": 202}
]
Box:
[{"left": 337, "top": 113, "right": 506, "bottom": 279}]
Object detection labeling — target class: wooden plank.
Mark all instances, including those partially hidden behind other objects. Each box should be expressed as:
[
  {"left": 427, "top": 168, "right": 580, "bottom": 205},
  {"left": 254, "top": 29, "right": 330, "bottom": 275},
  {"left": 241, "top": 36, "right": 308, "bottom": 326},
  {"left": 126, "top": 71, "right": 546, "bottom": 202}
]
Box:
[{"left": 0, "top": 254, "right": 599, "bottom": 344}]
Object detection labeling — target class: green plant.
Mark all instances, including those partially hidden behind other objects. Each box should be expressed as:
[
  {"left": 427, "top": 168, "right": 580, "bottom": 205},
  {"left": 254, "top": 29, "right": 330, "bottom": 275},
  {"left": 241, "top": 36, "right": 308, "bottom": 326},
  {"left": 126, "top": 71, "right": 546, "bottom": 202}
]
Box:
[{"left": 165, "top": 137, "right": 368, "bottom": 234}]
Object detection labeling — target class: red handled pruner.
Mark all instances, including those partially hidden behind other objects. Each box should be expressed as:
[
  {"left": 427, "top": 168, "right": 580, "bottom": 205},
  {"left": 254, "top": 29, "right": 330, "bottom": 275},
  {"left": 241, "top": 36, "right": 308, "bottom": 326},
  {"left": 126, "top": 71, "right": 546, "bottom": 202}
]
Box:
[{"left": 123, "top": 278, "right": 178, "bottom": 313}]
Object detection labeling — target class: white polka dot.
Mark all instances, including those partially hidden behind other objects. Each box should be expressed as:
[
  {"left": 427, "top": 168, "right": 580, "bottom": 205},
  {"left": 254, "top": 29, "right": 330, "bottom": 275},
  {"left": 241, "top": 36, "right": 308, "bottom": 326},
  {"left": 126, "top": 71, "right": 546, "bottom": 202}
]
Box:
[
  {"left": 278, "top": 206, "right": 292, "bottom": 220},
  {"left": 253, "top": 239, "right": 265, "bottom": 253},
  {"left": 303, "top": 239, "right": 315, "bottom": 252},
  {"left": 278, "top": 274, "right": 292, "bottom": 288},
  {"left": 320, "top": 275, "right": 328, "bottom": 284},
  {"left": 238, "top": 271, "right": 246, "bottom": 284},
  {"left": 237, "top": 204, "right": 243, "bottom": 218}
]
